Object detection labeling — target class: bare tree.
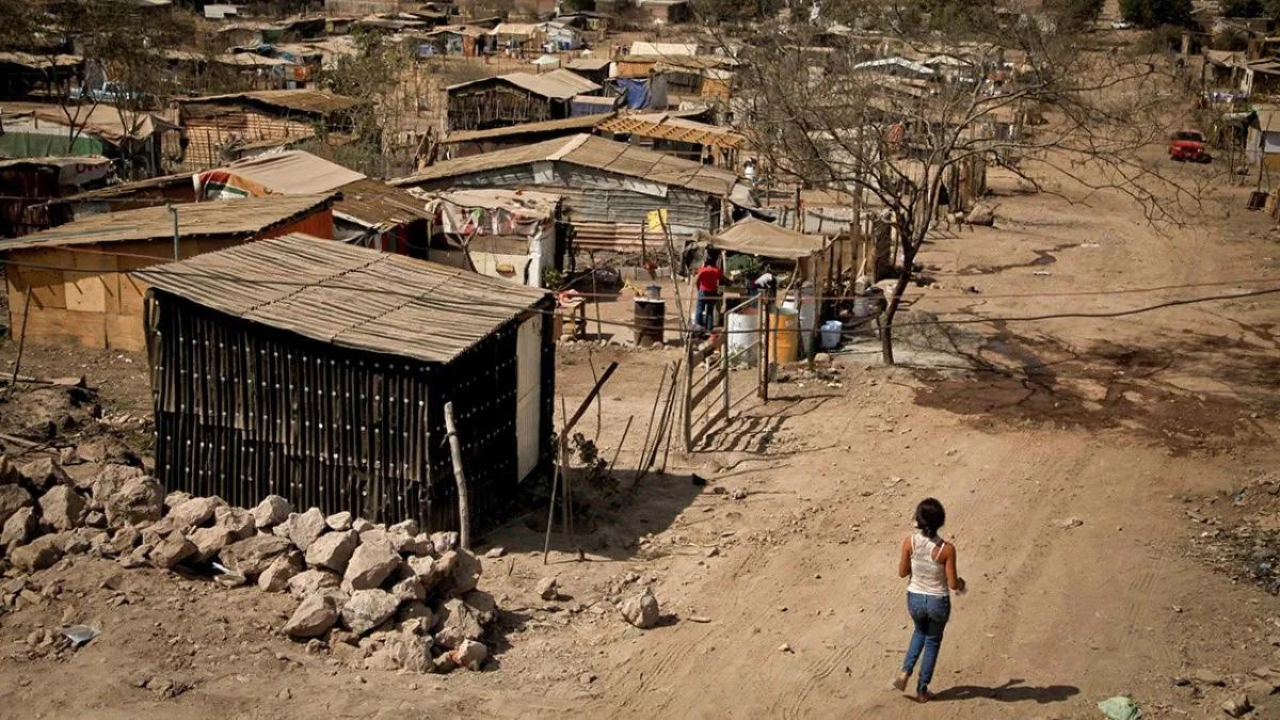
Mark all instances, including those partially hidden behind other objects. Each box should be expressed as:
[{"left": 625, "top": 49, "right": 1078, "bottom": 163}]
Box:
[{"left": 717, "top": 1, "right": 1208, "bottom": 364}]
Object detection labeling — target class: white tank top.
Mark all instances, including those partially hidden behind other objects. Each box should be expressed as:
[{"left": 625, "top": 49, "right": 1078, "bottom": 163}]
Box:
[{"left": 906, "top": 532, "right": 949, "bottom": 597}]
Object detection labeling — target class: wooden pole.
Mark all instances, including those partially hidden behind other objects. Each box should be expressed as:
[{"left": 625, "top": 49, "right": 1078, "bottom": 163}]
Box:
[
  {"left": 542, "top": 463, "right": 559, "bottom": 564},
  {"left": 639, "top": 363, "right": 667, "bottom": 464},
  {"left": 9, "top": 287, "right": 33, "bottom": 394},
  {"left": 683, "top": 342, "right": 694, "bottom": 452},
  {"left": 607, "top": 415, "right": 633, "bottom": 477},
  {"left": 442, "top": 402, "right": 471, "bottom": 551}
]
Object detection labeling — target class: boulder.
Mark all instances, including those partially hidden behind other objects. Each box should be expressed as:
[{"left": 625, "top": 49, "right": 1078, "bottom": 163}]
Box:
[
  {"left": 220, "top": 534, "right": 293, "bottom": 579},
  {"left": 430, "top": 531, "right": 459, "bottom": 555},
  {"left": 0, "top": 456, "right": 19, "bottom": 485},
  {"left": 435, "top": 549, "right": 482, "bottom": 599},
  {"left": 462, "top": 590, "right": 498, "bottom": 625},
  {"left": 2, "top": 507, "right": 38, "bottom": 548},
  {"left": 87, "top": 464, "right": 144, "bottom": 499},
  {"left": 0, "top": 485, "right": 34, "bottom": 527},
  {"left": 284, "top": 508, "right": 327, "bottom": 552},
  {"left": 283, "top": 594, "right": 339, "bottom": 638},
  {"left": 259, "top": 552, "right": 305, "bottom": 593},
  {"left": 389, "top": 519, "right": 420, "bottom": 537},
  {"left": 11, "top": 535, "right": 64, "bottom": 571},
  {"left": 39, "top": 486, "right": 86, "bottom": 532},
  {"left": 397, "top": 601, "right": 434, "bottom": 626},
  {"left": 434, "top": 598, "right": 486, "bottom": 649},
  {"left": 84, "top": 510, "right": 106, "bottom": 528},
  {"left": 51, "top": 529, "right": 91, "bottom": 555},
  {"left": 343, "top": 539, "right": 400, "bottom": 591},
  {"left": 188, "top": 526, "right": 237, "bottom": 563},
  {"left": 111, "top": 526, "right": 140, "bottom": 554},
  {"left": 406, "top": 556, "right": 444, "bottom": 593},
  {"left": 77, "top": 436, "right": 136, "bottom": 465},
  {"left": 213, "top": 507, "right": 256, "bottom": 540},
  {"left": 351, "top": 518, "right": 375, "bottom": 533},
  {"left": 252, "top": 495, "right": 291, "bottom": 529},
  {"left": 305, "top": 530, "right": 358, "bottom": 573},
  {"left": 398, "top": 533, "right": 434, "bottom": 557},
  {"left": 391, "top": 576, "right": 425, "bottom": 604},
  {"left": 150, "top": 533, "right": 197, "bottom": 569},
  {"left": 325, "top": 512, "right": 353, "bottom": 532},
  {"left": 288, "top": 569, "right": 342, "bottom": 600},
  {"left": 164, "top": 491, "right": 192, "bottom": 510},
  {"left": 364, "top": 630, "right": 431, "bottom": 673},
  {"left": 170, "top": 496, "right": 224, "bottom": 530},
  {"left": 620, "top": 590, "right": 660, "bottom": 629},
  {"left": 103, "top": 477, "right": 163, "bottom": 528},
  {"left": 450, "top": 639, "right": 488, "bottom": 671},
  {"left": 20, "top": 457, "right": 70, "bottom": 491},
  {"left": 342, "top": 589, "right": 398, "bottom": 635}
]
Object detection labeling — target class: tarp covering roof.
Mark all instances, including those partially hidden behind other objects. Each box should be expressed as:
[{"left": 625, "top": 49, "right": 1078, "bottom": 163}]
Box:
[
  {"left": 0, "top": 51, "right": 82, "bottom": 69},
  {"left": 629, "top": 41, "right": 698, "bottom": 57},
  {"left": 133, "top": 233, "right": 548, "bottom": 364},
  {"left": 214, "top": 150, "right": 365, "bottom": 195},
  {"left": 708, "top": 218, "right": 828, "bottom": 259},
  {"left": 0, "top": 194, "right": 335, "bottom": 252},
  {"left": 391, "top": 133, "right": 741, "bottom": 197}
]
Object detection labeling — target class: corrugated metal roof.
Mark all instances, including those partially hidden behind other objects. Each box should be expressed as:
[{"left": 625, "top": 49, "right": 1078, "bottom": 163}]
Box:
[
  {"left": 391, "top": 134, "right": 740, "bottom": 197},
  {"left": 443, "top": 113, "right": 613, "bottom": 144},
  {"left": 566, "top": 58, "right": 612, "bottom": 71},
  {"left": 0, "top": 101, "right": 174, "bottom": 142},
  {"left": 0, "top": 51, "right": 82, "bottom": 69},
  {"left": 134, "top": 233, "right": 547, "bottom": 364},
  {"left": 0, "top": 194, "right": 335, "bottom": 252},
  {"left": 218, "top": 150, "right": 366, "bottom": 194},
  {"left": 709, "top": 218, "right": 827, "bottom": 259},
  {"left": 176, "top": 90, "right": 361, "bottom": 115}
]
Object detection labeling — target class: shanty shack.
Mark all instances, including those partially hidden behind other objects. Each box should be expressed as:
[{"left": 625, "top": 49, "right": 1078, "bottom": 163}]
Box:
[
  {"left": 194, "top": 150, "right": 432, "bottom": 252},
  {"left": 0, "top": 52, "right": 83, "bottom": 100},
  {"left": 596, "top": 112, "right": 746, "bottom": 168},
  {"left": 422, "top": 189, "right": 564, "bottom": 287},
  {"left": 446, "top": 70, "right": 602, "bottom": 131},
  {"left": 0, "top": 102, "right": 180, "bottom": 177},
  {"left": 391, "top": 134, "right": 748, "bottom": 252},
  {"left": 0, "top": 157, "right": 113, "bottom": 238},
  {"left": 175, "top": 90, "right": 361, "bottom": 170},
  {"left": 135, "top": 233, "right": 555, "bottom": 533},
  {"left": 441, "top": 114, "right": 612, "bottom": 159},
  {"left": 0, "top": 194, "right": 335, "bottom": 351}
]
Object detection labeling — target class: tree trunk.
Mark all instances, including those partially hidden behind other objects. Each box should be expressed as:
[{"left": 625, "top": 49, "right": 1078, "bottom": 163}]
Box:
[{"left": 880, "top": 238, "right": 919, "bottom": 366}]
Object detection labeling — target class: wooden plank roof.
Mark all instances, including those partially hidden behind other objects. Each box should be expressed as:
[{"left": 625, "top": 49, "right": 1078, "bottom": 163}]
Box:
[{"left": 134, "top": 233, "right": 547, "bottom": 364}]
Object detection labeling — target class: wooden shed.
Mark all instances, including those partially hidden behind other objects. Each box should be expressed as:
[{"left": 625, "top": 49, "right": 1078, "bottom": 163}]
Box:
[
  {"left": 175, "top": 90, "right": 361, "bottom": 171},
  {"left": 0, "top": 194, "right": 336, "bottom": 352},
  {"left": 446, "top": 70, "right": 602, "bottom": 132},
  {"left": 135, "top": 233, "right": 555, "bottom": 534}
]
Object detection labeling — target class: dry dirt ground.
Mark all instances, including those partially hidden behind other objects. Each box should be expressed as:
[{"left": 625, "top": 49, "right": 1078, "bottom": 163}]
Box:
[{"left": 2, "top": 154, "right": 1280, "bottom": 719}]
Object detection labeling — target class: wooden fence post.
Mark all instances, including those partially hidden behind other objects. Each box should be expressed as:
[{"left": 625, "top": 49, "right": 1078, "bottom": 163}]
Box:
[{"left": 443, "top": 402, "right": 471, "bottom": 551}]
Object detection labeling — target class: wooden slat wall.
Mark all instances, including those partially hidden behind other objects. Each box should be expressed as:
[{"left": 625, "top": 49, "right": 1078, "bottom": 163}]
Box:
[{"left": 149, "top": 294, "right": 557, "bottom": 533}]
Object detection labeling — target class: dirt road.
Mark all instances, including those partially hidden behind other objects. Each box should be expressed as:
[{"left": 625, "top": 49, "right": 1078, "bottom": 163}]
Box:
[{"left": 2, "top": 158, "right": 1279, "bottom": 719}]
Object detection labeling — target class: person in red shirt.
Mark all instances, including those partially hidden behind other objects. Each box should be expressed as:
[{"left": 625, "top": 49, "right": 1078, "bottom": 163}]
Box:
[{"left": 695, "top": 257, "right": 726, "bottom": 330}]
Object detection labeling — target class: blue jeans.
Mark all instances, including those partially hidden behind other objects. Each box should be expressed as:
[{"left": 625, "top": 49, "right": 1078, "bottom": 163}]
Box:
[
  {"left": 696, "top": 290, "right": 719, "bottom": 329},
  {"left": 902, "top": 592, "right": 950, "bottom": 693}
]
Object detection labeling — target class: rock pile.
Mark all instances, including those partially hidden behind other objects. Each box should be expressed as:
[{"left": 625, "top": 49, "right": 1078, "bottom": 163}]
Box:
[{"left": 0, "top": 453, "right": 497, "bottom": 674}]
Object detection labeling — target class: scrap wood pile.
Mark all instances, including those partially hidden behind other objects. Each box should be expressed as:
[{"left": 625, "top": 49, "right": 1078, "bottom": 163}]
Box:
[{"left": 0, "top": 449, "right": 499, "bottom": 674}]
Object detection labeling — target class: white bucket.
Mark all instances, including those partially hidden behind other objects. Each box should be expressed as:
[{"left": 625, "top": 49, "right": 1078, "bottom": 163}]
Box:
[
  {"left": 782, "top": 283, "right": 818, "bottom": 357},
  {"left": 726, "top": 308, "right": 760, "bottom": 366},
  {"left": 819, "top": 320, "right": 843, "bottom": 350}
]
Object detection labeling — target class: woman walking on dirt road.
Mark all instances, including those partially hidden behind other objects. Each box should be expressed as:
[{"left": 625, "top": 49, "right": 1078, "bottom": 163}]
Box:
[{"left": 894, "top": 498, "right": 966, "bottom": 703}]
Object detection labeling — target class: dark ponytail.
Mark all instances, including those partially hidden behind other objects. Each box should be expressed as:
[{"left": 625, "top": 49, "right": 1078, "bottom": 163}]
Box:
[{"left": 915, "top": 498, "right": 946, "bottom": 538}]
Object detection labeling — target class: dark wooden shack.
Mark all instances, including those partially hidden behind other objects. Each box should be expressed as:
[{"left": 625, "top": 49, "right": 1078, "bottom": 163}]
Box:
[
  {"left": 446, "top": 70, "right": 602, "bottom": 132},
  {"left": 135, "top": 233, "right": 555, "bottom": 534}
]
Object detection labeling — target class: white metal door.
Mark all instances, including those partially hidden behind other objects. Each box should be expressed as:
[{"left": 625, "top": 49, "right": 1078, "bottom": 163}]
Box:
[{"left": 515, "top": 315, "right": 542, "bottom": 480}]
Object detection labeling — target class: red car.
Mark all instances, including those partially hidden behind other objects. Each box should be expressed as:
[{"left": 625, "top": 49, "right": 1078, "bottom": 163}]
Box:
[{"left": 1169, "top": 129, "right": 1210, "bottom": 163}]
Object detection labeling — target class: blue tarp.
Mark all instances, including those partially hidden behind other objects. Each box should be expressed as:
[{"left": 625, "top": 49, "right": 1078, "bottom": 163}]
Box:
[{"left": 617, "top": 77, "right": 651, "bottom": 110}]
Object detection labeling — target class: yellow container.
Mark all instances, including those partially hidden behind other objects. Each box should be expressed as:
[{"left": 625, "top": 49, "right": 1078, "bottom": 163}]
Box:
[{"left": 769, "top": 308, "right": 800, "bottom": 364}]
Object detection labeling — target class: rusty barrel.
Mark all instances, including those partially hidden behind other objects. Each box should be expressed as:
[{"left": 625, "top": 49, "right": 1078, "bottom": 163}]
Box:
[{"left": 633, "top": 298, "right": 665, "bottom": 347}]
